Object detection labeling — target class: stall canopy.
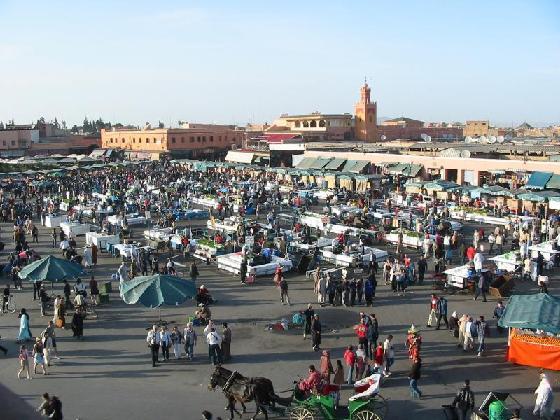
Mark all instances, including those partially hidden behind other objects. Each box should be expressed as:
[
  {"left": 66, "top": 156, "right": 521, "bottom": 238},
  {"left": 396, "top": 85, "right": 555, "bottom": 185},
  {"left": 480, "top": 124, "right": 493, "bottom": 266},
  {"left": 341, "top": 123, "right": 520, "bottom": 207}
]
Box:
[
  {"left": 525, "top": 171, "right": 553, "bottom": 190},
  {"left": 546, "top": 174, "right": 560, "bottom": 190},
  {"left": 308, "top": 157, "right": 332, "bottom": 170},
  {"left": 323, "top": 158, "right": 346, "bottom": 171},
  {"left": 498, "top": 294, "right": 560, "bottom": 334},
  {"left": 295, "top": 157, "right": 317, "bottom": 169},
  {"left": 386, "top": 163, "right": 423, "bottom": 177},
  {"left": 225, "top": 151, "right": 254, "bottom": 164},
  {"left": 347, "top": 160, "right": 370, "bottom": 174},
  {"left": 342, "top": 160, "right": 358, "bottom": 172}
]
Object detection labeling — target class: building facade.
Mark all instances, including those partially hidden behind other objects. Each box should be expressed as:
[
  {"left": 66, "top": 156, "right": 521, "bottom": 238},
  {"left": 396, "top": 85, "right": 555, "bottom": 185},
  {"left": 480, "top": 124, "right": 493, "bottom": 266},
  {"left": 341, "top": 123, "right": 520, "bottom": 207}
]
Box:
[
  {"left": 100, "top": 126, "right": 243, "bottom": 159},
  {"left": 0, "top": 126, "right": 38, "bottom": 157}
]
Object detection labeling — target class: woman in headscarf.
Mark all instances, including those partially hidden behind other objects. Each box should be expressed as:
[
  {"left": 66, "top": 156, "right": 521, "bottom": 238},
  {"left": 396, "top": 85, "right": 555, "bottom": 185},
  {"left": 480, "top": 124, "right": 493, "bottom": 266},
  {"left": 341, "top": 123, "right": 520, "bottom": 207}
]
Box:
[{"left": 17, "top": 308, "right": 32, "bottom": 343}]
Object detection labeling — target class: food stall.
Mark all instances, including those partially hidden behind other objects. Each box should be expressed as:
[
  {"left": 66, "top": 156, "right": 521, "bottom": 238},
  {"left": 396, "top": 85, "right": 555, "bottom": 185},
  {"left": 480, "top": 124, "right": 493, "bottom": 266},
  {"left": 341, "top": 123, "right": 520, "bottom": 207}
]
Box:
[
  {"left": 217, "top": 252, "right": 293, "bottom": 277},
  {"left": 489, "top": 252, "right": 522, "bottom": 273},
  {"left": 44, "top": 214, "right": 65, "bottom": 228},
  {"left": 60, "top": 222, "right": 91, "bottom": 237},
  {"left": 85, "top": 232, "right": 120, "bottom": 249},
  {"left": 321, "top": 245, "right": 388, "bottom": 267},
  {"left": 499, "top": 294, "right": 560, "bottom": 371},
  {"left": 528, "top": 240, "right": 560, "bottom": 264},
  {"left": 443, "top": 264, "right": 489, "bottom": 290}
]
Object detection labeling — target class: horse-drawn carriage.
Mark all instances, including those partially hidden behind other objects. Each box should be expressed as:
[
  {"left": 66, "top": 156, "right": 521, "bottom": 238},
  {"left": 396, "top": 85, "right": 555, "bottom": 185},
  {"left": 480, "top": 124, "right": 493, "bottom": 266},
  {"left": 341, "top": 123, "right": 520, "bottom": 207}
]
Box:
[{"left": 209, "top": 366, "right": 387, "bottom": 420}]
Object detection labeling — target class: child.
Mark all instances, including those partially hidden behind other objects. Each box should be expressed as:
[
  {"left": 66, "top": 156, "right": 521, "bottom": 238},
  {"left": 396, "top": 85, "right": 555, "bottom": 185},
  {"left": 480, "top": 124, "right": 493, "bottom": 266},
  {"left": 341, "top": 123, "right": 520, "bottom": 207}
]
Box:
[{"left": 17, "top": 345, "right": 31, "bottom": 380}]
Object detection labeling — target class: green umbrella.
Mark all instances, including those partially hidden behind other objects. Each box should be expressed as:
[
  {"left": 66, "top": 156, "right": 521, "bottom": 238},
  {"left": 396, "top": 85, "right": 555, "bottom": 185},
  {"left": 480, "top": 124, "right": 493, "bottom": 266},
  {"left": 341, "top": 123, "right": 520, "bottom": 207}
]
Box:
[
  {"left": 19, "top": 255, "right": 84, "bottom": 283},
  {"left": 120, "top": 274, "right": 196, "bottom": 309}
]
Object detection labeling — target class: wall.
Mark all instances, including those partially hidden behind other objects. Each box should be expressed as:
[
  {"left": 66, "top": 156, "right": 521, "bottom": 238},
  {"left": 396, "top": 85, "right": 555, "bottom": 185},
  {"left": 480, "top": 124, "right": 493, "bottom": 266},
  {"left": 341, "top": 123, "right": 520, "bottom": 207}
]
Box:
[{"left": 377, "top": 126, "right": 463, "bottom": 141}]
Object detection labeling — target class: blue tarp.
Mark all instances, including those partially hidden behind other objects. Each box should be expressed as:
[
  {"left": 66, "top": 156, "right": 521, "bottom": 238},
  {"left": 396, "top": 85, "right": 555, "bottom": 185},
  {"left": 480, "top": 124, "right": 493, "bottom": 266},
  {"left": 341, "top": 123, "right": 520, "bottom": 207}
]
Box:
[{"left": 526, "top": 171, "right": 553, "bottom": 190}]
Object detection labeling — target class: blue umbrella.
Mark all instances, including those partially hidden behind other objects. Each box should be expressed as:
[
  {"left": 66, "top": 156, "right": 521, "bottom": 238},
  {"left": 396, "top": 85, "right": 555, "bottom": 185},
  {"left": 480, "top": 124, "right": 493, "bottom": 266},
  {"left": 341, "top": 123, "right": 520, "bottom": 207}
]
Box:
[{"left": 120, "top": 274, "right": 196, "bottom": 309}]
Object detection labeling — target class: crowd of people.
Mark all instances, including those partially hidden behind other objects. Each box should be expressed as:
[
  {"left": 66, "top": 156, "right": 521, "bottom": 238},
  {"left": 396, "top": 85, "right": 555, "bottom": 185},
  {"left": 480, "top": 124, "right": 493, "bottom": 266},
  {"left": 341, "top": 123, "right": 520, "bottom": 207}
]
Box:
[{"left": 0, "top": 159, "right": 559, "bottom": 419}]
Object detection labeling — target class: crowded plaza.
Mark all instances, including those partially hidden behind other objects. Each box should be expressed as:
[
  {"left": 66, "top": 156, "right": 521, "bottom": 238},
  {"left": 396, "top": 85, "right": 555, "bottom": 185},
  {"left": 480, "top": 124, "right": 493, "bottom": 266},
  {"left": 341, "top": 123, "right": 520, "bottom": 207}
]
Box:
[{"left": 0, "top": 157, "right": 558, "bottom": 420}]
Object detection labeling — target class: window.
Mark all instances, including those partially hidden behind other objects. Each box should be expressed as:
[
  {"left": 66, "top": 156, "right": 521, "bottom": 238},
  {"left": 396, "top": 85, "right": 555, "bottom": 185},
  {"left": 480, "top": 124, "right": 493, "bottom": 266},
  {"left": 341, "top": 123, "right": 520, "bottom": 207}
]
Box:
[
  {"left": 197, "top": 136, "right": 201, "bottom": 142},
  {"left": 295, "top": 121, "right": 301, "bottom": 128},
  {"left": 190, "top": 136, "right": 194, "bottom": 143},
  {"left": 153, "top": 138, "right": 156, "bottom": 143},
  {"left": 202, "top": 136, "right": 206, "bottom": 143},
  {"left": 218, "top": 136, "right": 222, "bottom": 142},
  {"left": 210, "top": 136, "right": 213, "bottom": 142},
  {"left": 319, "top": 120, "right": 326, "bottom": 127},
  {"left": 122, "top": 138, "right": 125, "bottom": 143},
  {"left": 172, "top": 137, "right": 176, "bottom": 143},
  {"left": 181, "top": 137, "right": 185, "bottom": 143},
  {"left": 132, "top": 138, "right": 136, "bottom": 143},
  {"left": 11, "top": 140, "right": 15, "bottom": 146},
  {"left": 2, "top": 141, "right": 5, "bottom": 146},
  {"left": 139, "top": 138, "right": 142, "bottom": 143},
  {"left": 310, "top": 120, "right": 317, "bottom": 128}
]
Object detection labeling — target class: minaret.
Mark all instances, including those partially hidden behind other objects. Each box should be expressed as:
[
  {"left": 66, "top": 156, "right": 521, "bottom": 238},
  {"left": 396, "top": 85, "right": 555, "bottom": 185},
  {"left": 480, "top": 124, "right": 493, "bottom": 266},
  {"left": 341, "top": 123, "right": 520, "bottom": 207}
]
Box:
[{"left": 354, "top": 79, "right": 377, "bottom": 142}]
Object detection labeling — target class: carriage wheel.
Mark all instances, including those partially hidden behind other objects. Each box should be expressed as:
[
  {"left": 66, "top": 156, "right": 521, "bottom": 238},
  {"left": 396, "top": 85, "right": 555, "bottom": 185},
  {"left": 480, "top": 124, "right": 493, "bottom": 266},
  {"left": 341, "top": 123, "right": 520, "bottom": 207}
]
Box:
[
  {"left": 351, "top": 409, "right": 382, "bottom": 420},
  {"left": 288, "top": 406, "right": 316, "bottom": 420}
]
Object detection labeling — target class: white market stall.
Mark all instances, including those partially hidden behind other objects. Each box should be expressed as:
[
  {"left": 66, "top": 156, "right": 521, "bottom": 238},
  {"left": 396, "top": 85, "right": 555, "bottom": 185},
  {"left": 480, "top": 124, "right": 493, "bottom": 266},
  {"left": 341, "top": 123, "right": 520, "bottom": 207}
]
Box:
[
  {"left": 44, "top": 214, "right": 65, "bottom": 228},
  {"left": 321, "top": 245, "right": 388, "bottom": 267},
  {"left": 85, "top": 232, "right": 120, "bottom": 249},
  {"left": 217, "top": 252, "right": 293, "bottom": 277},
  {"left": 60, "top": 222, "right": 91, "bottom": 237},
  {"left": 489, "top": 252, "right": 523, "bottom": 273},
  {"left": 529, "top": 241, "right": 560, "bottom": 264}
]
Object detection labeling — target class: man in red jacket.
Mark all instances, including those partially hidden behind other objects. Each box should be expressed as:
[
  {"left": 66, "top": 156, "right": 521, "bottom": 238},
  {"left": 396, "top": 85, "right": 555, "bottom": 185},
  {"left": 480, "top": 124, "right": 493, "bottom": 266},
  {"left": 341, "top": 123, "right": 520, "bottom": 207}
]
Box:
[
  {"left": 298, "top": 365, "right": 321, "bottom": 394},
  {"left": 354, "top": 319, "right": 369, "bottom": 358}
]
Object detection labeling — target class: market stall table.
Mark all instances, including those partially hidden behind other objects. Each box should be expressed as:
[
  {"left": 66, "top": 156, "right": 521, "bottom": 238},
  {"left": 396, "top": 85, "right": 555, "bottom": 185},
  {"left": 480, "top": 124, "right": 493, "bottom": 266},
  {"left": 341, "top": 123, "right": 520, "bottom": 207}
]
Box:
[
  {"left": 444, "top": 265, "right": 489, "bottom": 289},
  {"left": 85, "top": 232, "right": 120, "bottom": 248},
  {"left": 216, "top": 252, "right": 293, "bottom": 277},
  {"left": 489, "top": 252, "right": 523, "bottom": 273},
  {"left": 44, "top": 214, "right": 65, "bottom": 228},
  {"left": 60, "top": 221, "right": 91, "bottom": 237}
]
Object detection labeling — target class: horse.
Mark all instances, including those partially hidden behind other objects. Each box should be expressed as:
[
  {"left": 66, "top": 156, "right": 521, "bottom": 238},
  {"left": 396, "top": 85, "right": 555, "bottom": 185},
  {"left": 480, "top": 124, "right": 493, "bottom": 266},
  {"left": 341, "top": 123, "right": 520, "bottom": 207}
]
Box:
[{"left": 208, "top": 366, "right": 276, "bottom": 420}]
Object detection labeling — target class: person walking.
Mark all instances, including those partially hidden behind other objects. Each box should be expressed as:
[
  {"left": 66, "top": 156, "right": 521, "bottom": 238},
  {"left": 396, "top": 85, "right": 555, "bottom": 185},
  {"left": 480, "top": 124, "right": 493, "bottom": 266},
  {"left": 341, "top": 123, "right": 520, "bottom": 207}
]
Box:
[
  {"left": 221, "top": 322, "right": 232, "bottom": 362},
  {"left": 183, "top": 322, "right": 197, "bottom": 361},
  {"left": 452, "top": 379, "right": 475, "bottom": 420},
  {"left": 309, "top": 313, "right": 321, "bottom": 351},
  {"left": 41, "top": 321, "right": 59, "bottom": 363},
  {"left": 17, "top": 308, "right": 32, "bottom": 343},
  {"left": 170, "top": 326, "right": 182, "bottom": 359},
  {"left": 426, "top": 294, "right": 439, "bottom": 328},
  {"left": 474, "top": 272, "right": 488, "bottom": 302},
  {"left": 493, "top": 301, "right": 506, "bottom": 334},
  {"left": 343, "top": 345, "right": 356, "bottom": 385},
  {"left": 477, "top": 316, "right": 487, "bottom": 357},
  {"left": 71, "top": 309, "right": 84, "bottom": 339},
  {"left": 383, "top": 335, "right": 395, "bottom": 376},
  {"left": 436, "top": 296, "right": 449, "bottom": 330},
  {"left": 354, "top": 318, "right": 369, "bottom": 357},
  {"left": 159, "top": 326, "right": 171, "bottom": 361},
  {"left": 417, "top": 256, "right": 427, "bottom": 285},
  {"left": 206, "top": 327, "right": 222, "bottom": 365},
  {"left": 146, "top": 325, "right": 160, "bottom": 367},
  {"left": 17, "top": 345, "right": 31, "bottom": 379},
  {"left": 409, "top": 357, "right": 422, "bottom": 398},
  {"left": 39, "top": 286, "right": 49, "bottom": 317},
  {"left": 533, "top": 371, "right": 554, "bottom": 419},
  {"left": 189, "top": 261, "right": 199, "bottom": 284},
  {"left": 303, "top": 304, "right": 314, "bottom": 340},
  {"left": 279, "top": 277, "right": 290, "bottom": 305},
  {"left": 239, "top": 258, "right": 248, "bottom": 285},
  {"left": 32, "top": 337, "right": 47, "bottom": 375},
  {"left": 367, "top": 314, "right": 379, "bottom": 356}
]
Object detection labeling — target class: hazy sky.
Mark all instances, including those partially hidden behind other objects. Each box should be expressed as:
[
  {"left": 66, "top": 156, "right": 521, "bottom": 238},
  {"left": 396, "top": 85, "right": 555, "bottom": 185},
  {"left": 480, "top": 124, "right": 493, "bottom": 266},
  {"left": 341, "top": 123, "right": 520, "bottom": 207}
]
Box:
[{"left": 1, "top": 0, "right": 559, "bottom": 127}]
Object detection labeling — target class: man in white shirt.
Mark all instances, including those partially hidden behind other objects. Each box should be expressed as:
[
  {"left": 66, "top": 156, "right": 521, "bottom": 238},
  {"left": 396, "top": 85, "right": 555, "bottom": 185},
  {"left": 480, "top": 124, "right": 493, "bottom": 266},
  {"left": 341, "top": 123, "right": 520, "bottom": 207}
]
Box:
[
  {"left": 206, "top": 327, "right": 222, "bottom": 365},
  {"left": 473, "top": 251, "right": 484, "bottom": 274},
  {"left": 159, "top": 326, "right": 171, "bottom": 361},
  {"left": 146, "top": 325, "right": 160, "bottom": 367}
]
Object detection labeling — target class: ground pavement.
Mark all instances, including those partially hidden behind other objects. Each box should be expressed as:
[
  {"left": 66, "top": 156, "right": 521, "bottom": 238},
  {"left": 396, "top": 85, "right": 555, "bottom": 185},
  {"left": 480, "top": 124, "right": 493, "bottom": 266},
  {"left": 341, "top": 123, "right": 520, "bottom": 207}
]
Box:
[{"left": 0, "top": 218, "right": 557, "bottom": 420}]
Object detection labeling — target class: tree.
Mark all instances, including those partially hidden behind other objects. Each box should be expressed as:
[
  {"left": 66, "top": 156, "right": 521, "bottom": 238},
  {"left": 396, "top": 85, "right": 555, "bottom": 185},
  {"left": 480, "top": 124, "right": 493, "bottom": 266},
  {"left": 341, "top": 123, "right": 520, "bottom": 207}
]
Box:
[
  {"left": 83, "top": 117, "right": 90, "bottom": 133},
  {"left": 158, "top": 121, "right": 165, "bottom": 128},
  {"left": 71, "top": 125, "right": 79, "bottom": 133},
  {"left": 54, "top": 117, "right": 59, "bottom": 128}
]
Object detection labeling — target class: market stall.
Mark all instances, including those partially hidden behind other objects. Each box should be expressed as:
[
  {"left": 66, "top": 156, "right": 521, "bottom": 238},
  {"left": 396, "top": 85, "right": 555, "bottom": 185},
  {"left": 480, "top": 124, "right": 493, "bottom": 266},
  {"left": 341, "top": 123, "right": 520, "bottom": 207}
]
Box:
[
  {"left": 44, "top": 214, "right": 65, "bottom": 228},
  {"left": 499, "top": 294, "right": 560, "bottom": 371},
  {"left": 489, "top": 252, "right": 523, "bottom": 273},
  {"left": 107, "top": 214, "right": 147, "bottom": 226},
  {"left": 85, "top": 232, "right": 120, "bottom": 249},
  {"left": 60, "top": 221, "right": 91, "bottom": 237},
  {"left": 444, "top": 264, "right": 489, "bottom": 289},
  {"left": 216, "top": 252, "right": 293, "bottom": 277},
  {"left": 528, "top": 240, "right": 560, "bottom": 264}
]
